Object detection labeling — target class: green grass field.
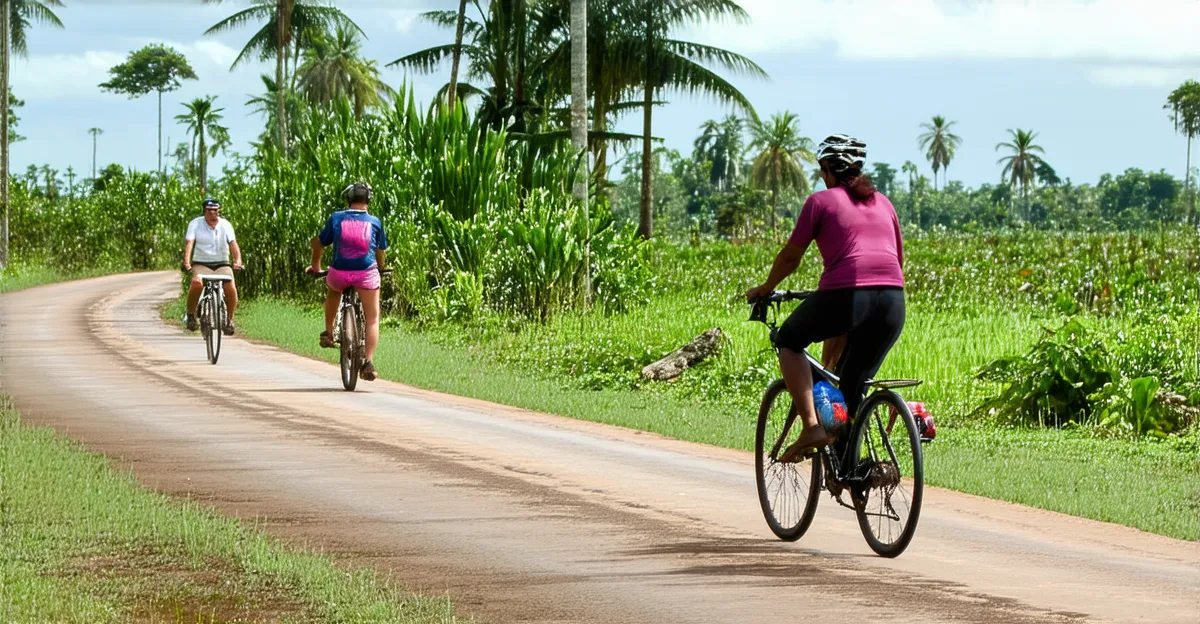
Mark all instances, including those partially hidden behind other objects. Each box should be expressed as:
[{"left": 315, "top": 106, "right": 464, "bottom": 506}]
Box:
[
  {"left": 217, "top": 296, "right": 1200, "bottom": 540},
  {"left": 0, "top": 396, "right": 457, "bottom": 623}
]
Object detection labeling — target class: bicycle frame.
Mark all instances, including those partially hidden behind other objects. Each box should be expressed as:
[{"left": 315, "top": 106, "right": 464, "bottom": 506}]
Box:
[
  {"left": 754, "top": 294, "right": 899, "bottom": 487},
  {"left": 331, "top": 287, "right": 365, "bottom": 349},
  {"left": 198, "top": 279, "right": 227, "bottom": 327}
]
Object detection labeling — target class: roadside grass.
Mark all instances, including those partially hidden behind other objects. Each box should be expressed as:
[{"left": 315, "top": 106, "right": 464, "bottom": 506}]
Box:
[
  {"left": 216, "top": 297, "right": 1200, "bottom": 540},
  {"left": 0, "top": 262, "right": 120, "bottom": 294},
  {"left": 0, "top": 396, "right": 457, "bottom": 623}
]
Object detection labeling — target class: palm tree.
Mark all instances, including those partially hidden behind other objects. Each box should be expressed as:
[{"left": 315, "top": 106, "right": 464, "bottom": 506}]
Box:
[
  {"left": 901, "top": 160, "right": 919, "bottom": 226},
  {"left": 88, "top": 127, "right": 103, "bottom": 179},
  {"left": 175, "top": 96, "right": 227, "bottom": 190},
  {"left": 693, "top": 114, "right": 745, "bottom": 191},
  {"left": 1, "top": 0, "right": 64, "bottom": 267},
  {"left": 996, "top": 128, "right": 1047, "bottom": 221},
  {"left": 297, "top": 25, "right": 392, "bottom": 118},
  {"left": 391, "top": 2, "right": 522, "bottom": 126},
  {"left": 39, "top": 164, "right": 57, "bottom": 199},
  {"left": 245, "top": 73, "right": 304, "bottom": 147},
  {"left": 634, "top": 0, "right": 767, "bottom": 239},
  {"left": 917, "top": 115, "right": 961, "bottom": 191},
  {"left": 203, "top": 0, "right": 362, "bottom": 154},
  {"left": 747, "top": 111, "right": 815, "bottom": 235},
  {"left": 1165, "top": 80, "right": 1200, "bottom": 226}
]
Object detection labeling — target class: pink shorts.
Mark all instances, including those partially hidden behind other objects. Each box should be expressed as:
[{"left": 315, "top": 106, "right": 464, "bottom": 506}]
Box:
[{"left": 327, "top": 267, "right": 381, "bottom": 292}]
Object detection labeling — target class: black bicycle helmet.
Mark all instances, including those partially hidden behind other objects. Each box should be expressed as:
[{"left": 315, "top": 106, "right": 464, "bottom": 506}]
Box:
[
  {"left": 202, "top": 197, "right": 221, "bottom": 209},
  {"left": 815, "top": 134, "right": 867, "bottom": 169},
  {"left": 342, "top": 182, "right": 372, "bottom": 205}
]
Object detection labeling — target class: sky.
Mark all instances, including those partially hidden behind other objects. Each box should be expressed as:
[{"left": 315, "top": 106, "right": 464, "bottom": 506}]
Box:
[{"left": 9, "top": 0, "right": 1200, "bottom": 188}]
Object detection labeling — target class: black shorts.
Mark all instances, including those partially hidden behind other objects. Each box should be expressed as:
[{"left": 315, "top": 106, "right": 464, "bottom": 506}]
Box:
[{"left": 775, "top": 287, "right": 905, "bottom": 414}]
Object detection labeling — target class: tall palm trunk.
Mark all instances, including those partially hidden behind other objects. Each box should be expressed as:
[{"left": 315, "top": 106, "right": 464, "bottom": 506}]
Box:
[
  {"left": 199, "top": 125, "right": 208, "bottom": 191},
  {"left": 0, "top": 0, "right": 9, "bottom": 268},
  {"left": 157, "top": 89, "right": 163, "bottom": 174},
  {"left": 569, "top": 0, "right": 589, "bottom": 304},
  {"left": 447, "top": 0, "right": 467, "bottom": 107},
  {"left": 639, "top": 81, "right": 653, "bottom": 240},
  {"left": 1180, "top": 133, "right": 1190, "bottom": 226},
  {"left": 513, "top": 0, "right": 527, "bottom": 132},
  {"left": 637, "top": 15, "right": 654, "bottom": 240},
  {"left": 276, "top": 0, "right": 288, "bottom": 154},
  {"left": 591, "top": 89, "right": 609, "bottom": 185},
  {"left": 92, "top": 134, "right": 97, "bottom": 179}
]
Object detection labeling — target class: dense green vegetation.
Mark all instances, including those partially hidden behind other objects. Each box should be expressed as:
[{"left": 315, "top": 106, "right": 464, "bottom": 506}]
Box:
[
  {"left": 0, "top": 396, "right": 455, "bottom": 622},
  {"left": 184, "top": 289, "right": 1199, "bottom": 540}
]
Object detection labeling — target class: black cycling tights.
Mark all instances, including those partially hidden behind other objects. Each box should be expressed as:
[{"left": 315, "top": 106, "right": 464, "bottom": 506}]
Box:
[{"left": 774, "top": 287, "right": 906, "bottom": 419}]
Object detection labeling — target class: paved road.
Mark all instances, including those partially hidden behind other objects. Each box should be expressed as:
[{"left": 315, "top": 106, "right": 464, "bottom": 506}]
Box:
[{"left": 2, "top": 272, "right": 1197, "bottom": 623}]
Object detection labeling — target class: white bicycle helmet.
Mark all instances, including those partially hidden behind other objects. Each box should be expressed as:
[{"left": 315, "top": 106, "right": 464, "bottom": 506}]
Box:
[{"left": 816, "top": 134, "right": 867, "bottom": 169}]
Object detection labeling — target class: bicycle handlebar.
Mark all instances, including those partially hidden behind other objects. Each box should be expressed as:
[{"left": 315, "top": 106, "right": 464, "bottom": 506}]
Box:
[
  {"left": 748, "top": 290, "right": 814, "bottom": 323},
  {"left": 181, "top": 264, "right": 244, "bottom": 273}
]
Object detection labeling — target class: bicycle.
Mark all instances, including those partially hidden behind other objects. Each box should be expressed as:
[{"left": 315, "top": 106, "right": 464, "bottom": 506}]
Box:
[
  {"left": 309, "top": 268, "right": 392, "bottom": 391},
  {"left": 193, "top": 272, "right": 232, "bottom": 365},
  {"left": 750, "top": 290, "right": 930, "bottom": 557}
]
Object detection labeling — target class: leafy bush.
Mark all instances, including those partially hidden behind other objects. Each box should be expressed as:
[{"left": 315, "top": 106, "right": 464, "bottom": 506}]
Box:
[
  {"left": 975, "top": 318, "right": 1199, "bottom": 435},
  {"left": 974, "top": 319, "right": 1115, "bottom": 427},
  {"left": 1092, "top": 376, "right": 1198, "bottom": 437}
]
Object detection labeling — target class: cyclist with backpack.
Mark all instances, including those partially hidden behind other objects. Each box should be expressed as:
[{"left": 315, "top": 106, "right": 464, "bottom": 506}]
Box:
[{"left": 307, "top": 182, "right": 389, "bottom": 381}]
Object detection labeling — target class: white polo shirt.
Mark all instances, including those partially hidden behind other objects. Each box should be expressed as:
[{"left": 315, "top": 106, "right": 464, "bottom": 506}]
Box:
[{"left": 186, "top": 216, "right": 237, "bottom": 264}]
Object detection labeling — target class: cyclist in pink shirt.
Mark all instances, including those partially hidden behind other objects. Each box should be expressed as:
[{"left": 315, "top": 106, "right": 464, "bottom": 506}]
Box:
[{"left": 746, "top": 135, "right": 905, "bottom": 459}]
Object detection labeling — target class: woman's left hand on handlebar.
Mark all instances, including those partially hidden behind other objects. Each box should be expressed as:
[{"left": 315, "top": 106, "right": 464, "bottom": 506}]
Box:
[{"left": 745, "top": 284, "right": 771, "bottom": 303}]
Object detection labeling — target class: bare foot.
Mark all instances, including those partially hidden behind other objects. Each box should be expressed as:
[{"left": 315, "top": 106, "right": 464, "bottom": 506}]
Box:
[{"left": 778, "top": 425, "right": 832, "bottom": 463}]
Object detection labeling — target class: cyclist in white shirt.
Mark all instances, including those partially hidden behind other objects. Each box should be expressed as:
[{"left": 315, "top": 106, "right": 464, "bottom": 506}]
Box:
[{"left": 183, "top": 197, "right": 243, "bottom": 334}]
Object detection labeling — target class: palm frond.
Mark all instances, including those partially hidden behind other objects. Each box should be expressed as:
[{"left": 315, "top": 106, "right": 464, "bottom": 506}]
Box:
[
  {"left": 203, "top": 6, "right": 272, "bottom": 36},
  {"left": 661, "top": 39, "right": 767, "bottom": 78},
  {"left": 387, "top": 44, "right": 471, "bottom": 71}
]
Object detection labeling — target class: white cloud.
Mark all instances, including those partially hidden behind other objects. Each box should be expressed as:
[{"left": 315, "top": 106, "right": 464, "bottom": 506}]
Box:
[
  {"left": 684, "top": 0, "right": 1200, "bottom": 63},
  {"left": 11, "top": 50, "right": 126, "bottom": 100},
  {"left": 392, "top": 10, "right": 420, "bottom": 34}
]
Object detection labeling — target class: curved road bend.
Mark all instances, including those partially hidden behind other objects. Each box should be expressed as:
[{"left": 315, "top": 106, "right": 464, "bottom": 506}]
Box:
[{"left": 1, "top": 272, "right": 1197, "bottom": 623}]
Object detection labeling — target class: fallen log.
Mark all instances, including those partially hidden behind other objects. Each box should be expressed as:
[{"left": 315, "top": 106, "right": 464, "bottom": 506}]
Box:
[{"left": 641, "top": 328, "right": 724, "bottom": 381}]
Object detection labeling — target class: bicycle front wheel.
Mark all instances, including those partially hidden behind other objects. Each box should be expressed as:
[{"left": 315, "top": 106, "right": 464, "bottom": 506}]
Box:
[
  {"left": 209, "top": 296, "right": 225, "bottom": 365},
  {"left": 201, "top": 297, "right": 218, "bottom": 364},
  {"left": 755, "top": 379, "right": 822, "bottom": 541},
  {"left": 849, "top": 391, "right": 923, "bottom": 557},
  {"left": 340, "top": 304, "right": 360, "bottom": 391}
]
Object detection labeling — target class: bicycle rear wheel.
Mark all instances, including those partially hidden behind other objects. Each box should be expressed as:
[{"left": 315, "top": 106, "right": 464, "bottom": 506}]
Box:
[
  {"left": 755, "top": 379, "right": 822, "bottom": 541},
  {"left": 340, "top": 303, "right": 360, "bottom": 391},
  {"left": 849, "top": 391, "right": 923, "bottom": 557}
]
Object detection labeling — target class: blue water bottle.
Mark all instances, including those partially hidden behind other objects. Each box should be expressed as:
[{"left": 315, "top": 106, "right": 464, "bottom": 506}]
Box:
[{"left": 813, "top": 381, "right": 849, "bottom": 435}]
